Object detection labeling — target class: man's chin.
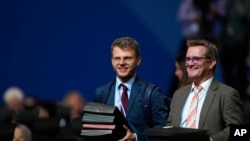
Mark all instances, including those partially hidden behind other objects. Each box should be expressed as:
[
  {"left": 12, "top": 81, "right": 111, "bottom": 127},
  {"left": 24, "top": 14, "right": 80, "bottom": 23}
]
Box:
[
  {"left": 188, "top": 74, "right": 196, "bottom": 79},
  {"left": 117, "top": 71, "right": 128, "bottom": 76},
  {"left": 117, "top": 74, "right": 129, "bottom": 78},
  {"left": 117, "top": 74, "right": 132, "bottom": 80}
]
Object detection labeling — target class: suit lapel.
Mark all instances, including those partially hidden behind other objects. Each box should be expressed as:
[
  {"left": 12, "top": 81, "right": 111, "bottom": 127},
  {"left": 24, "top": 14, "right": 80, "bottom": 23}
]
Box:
[
  {"left": 126, "top": 77, "right": 143, "bottom": 118},
  {"left": 198, "top": 80, "right": 217, "bottom": 128},
  {"left": 107, "top": 83, "right": 115, "bottom": 105}
]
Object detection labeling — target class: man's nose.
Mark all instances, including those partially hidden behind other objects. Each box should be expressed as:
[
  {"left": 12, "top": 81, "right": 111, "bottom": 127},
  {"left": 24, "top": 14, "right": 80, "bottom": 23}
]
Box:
[
  {"left": 119, "top": 59, "right": 126, "bottom": 64},
  {"left": 186, "top": 60, "right": 195, "bottom": 65}
]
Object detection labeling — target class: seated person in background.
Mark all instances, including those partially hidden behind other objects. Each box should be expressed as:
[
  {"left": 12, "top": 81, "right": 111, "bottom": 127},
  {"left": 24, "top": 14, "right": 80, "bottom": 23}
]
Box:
[
  {"left": 62, "top": 90, "right": 85, "bottom": 120},
  {"left": 24, "top": 96, "right": 57, "bottom": 119},
  {"left": 23, "top": 96, "right": 37, "bottom": 110},
  {"left": 167, "top": 52, "right": 192, "bottom": 97},
  {"left": 36, "top": 100, "right": 57, "bottom": 118},
  {"left": 167, "top": 39, "right": 243, "bottom": 141},
  {"left": 57, "top": 90, "right": 86, "bottom": 141},
  {"left": 3, "top": 86, "right": 25, "bottom": 112},
  {"left": 12, "top": 124, "right": 32, "bottom": 141},
  {"left": 175, "top": 52, "right": 192, "bottom": 88}
]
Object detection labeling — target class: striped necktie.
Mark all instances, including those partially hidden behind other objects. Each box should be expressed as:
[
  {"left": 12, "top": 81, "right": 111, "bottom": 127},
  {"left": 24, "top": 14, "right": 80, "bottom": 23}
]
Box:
[{"left": 185, "top": 86, "right": 202, "bottom": 128}]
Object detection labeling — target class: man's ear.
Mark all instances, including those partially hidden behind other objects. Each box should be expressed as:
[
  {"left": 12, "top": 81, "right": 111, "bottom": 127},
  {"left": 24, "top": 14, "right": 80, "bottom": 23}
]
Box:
[
  {"left": 209, "top": 59, "right": 216, "bottom": 70},
  {"left": 136, "top": 57, "right": 141, "bottom": 66}
]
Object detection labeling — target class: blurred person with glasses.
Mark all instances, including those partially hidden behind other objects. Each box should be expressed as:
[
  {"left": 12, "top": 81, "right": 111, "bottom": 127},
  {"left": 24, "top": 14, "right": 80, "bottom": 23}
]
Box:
[{"left": 167, "top": 39, "right": 243, "bottom": 141}]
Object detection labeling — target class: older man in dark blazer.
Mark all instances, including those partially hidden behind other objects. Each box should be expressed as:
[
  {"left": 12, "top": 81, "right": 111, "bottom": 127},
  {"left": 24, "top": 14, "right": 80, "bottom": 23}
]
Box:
[
  {"left": 95, "top": 37, "right": 168, "bottom": 141},
  {"left": 167, "top": 39, "right": 243, "bottom": 141}
]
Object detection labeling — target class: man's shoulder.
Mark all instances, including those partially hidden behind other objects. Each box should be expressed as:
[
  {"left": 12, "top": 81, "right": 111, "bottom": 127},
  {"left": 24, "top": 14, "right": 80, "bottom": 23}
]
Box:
[
  {"left": 175, "top": 84, "right": 192, "bottom": 93},
  {"left": 95, "top": 81, "right": 115, "bottom": 102},
  {"left": 213, "top": 80, "right": 238, "bottom": 92},
  {"left": 135, "top": 77, "right": 159, "bottom": 88},
  {"left": 96, "top": 80, "right": 115, "bottom": 91},
  {"left": 210, "top": 80, "right": 240, "bottom": 99},
  {"left": 171, "top": 84, "right": 191, "bottom": 98}
]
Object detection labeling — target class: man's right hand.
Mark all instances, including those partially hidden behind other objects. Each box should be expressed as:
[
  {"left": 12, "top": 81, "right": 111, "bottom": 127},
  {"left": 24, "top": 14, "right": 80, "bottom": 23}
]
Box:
[{"left": 118, "top": 125, "right": 136, "bottom": 141}]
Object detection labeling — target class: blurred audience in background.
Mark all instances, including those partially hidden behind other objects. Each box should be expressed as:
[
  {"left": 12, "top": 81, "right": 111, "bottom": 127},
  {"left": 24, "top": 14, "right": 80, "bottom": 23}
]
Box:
[
  {"left": 177, "top": 0, "right": 225, "bottom": 53},
  {"left": 12, "top": 124, "right": 32, "bottom": 141},
  {"left": 219, "top": 0, "right": 249, "bottom": 98},
  {"left": 3, "top": 86, "right": 25, "bottom": 113},
  {"left": 1, "top": 87, "right": 86, "bottom": 141},
  {"left": 243, "top": 51, "right": 250, "bottom": 124},
  {"left": 24, "top": 96, "right": 57, "bottom": 118},
  {"left": 168, "top": 52, "right": 193, "bottom": 97},
  {"left": 56, "top": 90, "right": 86, "bottom": 141},
  {"left": 24, "top": 96, "right": 37, "bottom": 110},
  {"left": 36, "top": 100, "right": 57, "bottom": 118},
  {"left": 61, "top": 90, "right": 85, "bottom": 121},
  {"left": 174, "top": 52, "right": 193, "bottom": 89}
]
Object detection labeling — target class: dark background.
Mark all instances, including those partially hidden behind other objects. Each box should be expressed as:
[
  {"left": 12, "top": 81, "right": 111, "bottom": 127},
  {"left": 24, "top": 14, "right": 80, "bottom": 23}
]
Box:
[{"left": 0, "top": 0, "right": 224, "bottom": 105}]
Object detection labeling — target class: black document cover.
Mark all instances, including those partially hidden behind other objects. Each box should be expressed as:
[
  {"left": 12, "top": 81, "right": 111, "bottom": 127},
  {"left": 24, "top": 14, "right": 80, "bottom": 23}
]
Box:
[{"left": 144, "top": 126, "right": 209, "bottom": 141}]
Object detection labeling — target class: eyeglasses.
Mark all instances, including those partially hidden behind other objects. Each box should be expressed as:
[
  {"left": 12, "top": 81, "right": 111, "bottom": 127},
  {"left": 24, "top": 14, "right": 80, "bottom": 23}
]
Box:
[
  {"left": 185, "top": 56, "right": 211, "bottom": 64},
  {"left": 112, "top": 56, "right": 135, "bottom": 63}
]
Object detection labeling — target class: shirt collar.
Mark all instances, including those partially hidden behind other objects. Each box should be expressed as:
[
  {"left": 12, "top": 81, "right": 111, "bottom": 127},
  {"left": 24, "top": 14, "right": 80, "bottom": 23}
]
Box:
[
  {"left": 191, "top": 76, "right": 214, "bottom": 92},
  {"left": 115, "top": 74, "right": 136, "bottom": 91}
]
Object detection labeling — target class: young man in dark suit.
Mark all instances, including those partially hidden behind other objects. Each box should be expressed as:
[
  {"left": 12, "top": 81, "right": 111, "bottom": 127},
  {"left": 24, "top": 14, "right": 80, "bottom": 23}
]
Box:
[
  {"left": 167, "top": 39, "right": 243, "bottom": 141},
  {"left": 94, "top": 37, "right": 168, "bottom": 141}
]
